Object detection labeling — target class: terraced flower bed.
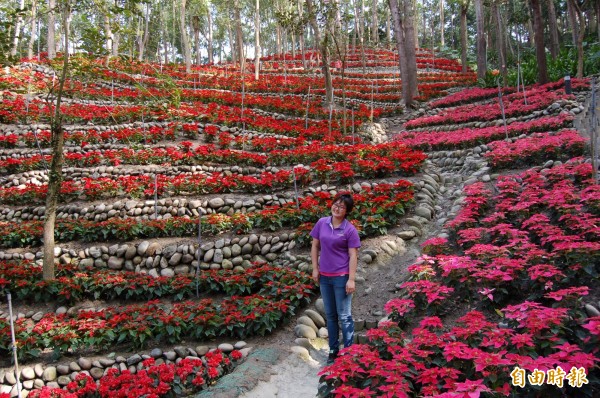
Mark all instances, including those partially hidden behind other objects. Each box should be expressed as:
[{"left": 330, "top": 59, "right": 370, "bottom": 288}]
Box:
[
  {"left": 2, "top": 45, "right": 597, "bottom": 397},
  {"left": 1, "top": 47, "right": 464, "bottom": 397},
  {"left": 318, "top": 160, "right": 599, "bottom": 396}
]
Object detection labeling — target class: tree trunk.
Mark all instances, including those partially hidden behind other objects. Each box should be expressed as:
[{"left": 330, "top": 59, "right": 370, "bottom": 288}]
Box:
[
  {"left": 474, "top": 0, "right": 486, "bottom": 79},
  {"left": 228, "top": 19, "right": 236, "bottom": 63},
  {"left": 112, "top": 31, "right": 120, "bottom": 57},
  {"left": 103, "top": 11, "right": 113, "bottom": 66},
  {"left": 44, "top": 1, "right": 71, "bottom": 281},
  {"left": 192, "top": 16, "right": 201, "bottom": 65},
  {"left": 389, "top": 0, "right": 418, "bottom": 107},
  {"left": 276, "top": 25, "right": 282, "bottom": 56},
  {"left": 401, "top": 0, "right": 418, "bottom": 103},
  {"left": 306, "top": 0, "right": 334, "bottom": 106},
  {"left": 11, "top": 0, "right": 26, "bottom": 57},
  {"left": 162, "top": 15, "right": 169, "bottom": 65},
  {"left": 526, "top": 7, "right": 534, "bottom": 48},
  {"left": 460, "top": 1, "right": 469, "bottom": 74},
  {"left": 352, "top": 9, "right": 358, "bottom": 53},
  {"left": 530, "top": 0, "right": 548, "bottom": 83},
  {"left": 234, "top": 0, "right": 244, "bottom": 70},
  {"left": 355, "top": 0, "right": 367, "bottom": 72},
  {"left": 492, "top": 1, "right": 506, "bottom": 83},
  {"left": 138, "top": 4, "right": 150, "bottom": 61},
  {"left": 385, "top": 7, "right": 391, "bottom": 45},
  {"left": 180, "top": 0, "right": 192, "bottom": 73},
  {"left": 298, "top": 0, "right": 306, "bottom": 67},
  {"left": 140, "top": 3, "right": 150, "bottom": 61},
  {"left": 547, "top": 0, "right": 560, "bottom": 59},
  {"left": 207, "top": 8, "right": 213, "bottom": 64},
  {"left": 48, "top": 0, "right": 56, "bottom": 59},
  {"left": 388, "top": 0, "right": 408, "bottom": 102},
  {"left": 291, "top": 31, "right": 296, "bottom": 58},
  {"left": 412, "top": 0, "right": 418, "bottom": 48},
  {"left": 568, "top": 0, "right": 586, "bottom": 79},
  {"left": 362, "top": 0, "right": 368, "bottom": 43},
  {"left": 439, "top": 0, "right": 444, "bottom": 47},
  {"left": 372, "top": 0, "right": 378, "bottom": 45},
  {"left": 28, "top": 0, "right": 38, "bottom": 59},
  {"left": 255, "top": 0, "right": 261, "bottom": 80},
  {"left": 597, "top": 0, "right": 600, "bottom": 43}
]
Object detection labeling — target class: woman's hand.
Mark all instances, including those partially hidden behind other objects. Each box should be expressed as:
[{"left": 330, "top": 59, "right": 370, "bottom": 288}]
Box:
[
  {"left": 346, "top": 279, "right": 355, "bottom": 294},
  {"left": 312, "top": 269, "right": 319, "bottom": 284}
]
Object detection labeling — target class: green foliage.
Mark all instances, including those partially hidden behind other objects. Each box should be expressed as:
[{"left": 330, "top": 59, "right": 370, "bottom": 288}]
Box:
[
  {"left": 584, "top": 42, "right": 600, "bottom": 76},
  {"left": 0, "top": 5, "right": 17, "bottom": 66},
  {"left": 491, "top": 41, "right": 600, "bottom": 89}
]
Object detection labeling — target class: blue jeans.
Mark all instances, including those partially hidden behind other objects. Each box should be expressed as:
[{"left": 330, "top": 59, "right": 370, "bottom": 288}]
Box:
[{"left": 319, "top": 275, "right": 354, "bottom": 351}]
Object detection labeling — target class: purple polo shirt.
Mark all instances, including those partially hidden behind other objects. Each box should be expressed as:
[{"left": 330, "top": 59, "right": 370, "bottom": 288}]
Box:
[{"left": 310, "top": 216, "right": 361, "bottom": 274}]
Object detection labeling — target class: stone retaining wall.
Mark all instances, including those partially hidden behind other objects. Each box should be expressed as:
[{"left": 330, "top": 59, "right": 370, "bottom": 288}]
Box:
[
  {"left": 0, "top": 233, "right": 297, "bottom": 275},
  {"left": 0, "top": 342, "right": 250, "bottom": 397}
]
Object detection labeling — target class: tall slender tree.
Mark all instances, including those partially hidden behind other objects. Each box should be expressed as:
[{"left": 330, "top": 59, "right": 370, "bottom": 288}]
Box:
[
  {"left": 388, "top": 0, "right": 418, "bottom": 107},
  {"left": 48, "top": 0, "right": 57, "bottom": 59},
  {"left": 372, "top": 0, "right": 379, "bottom": 44},
  {"left": 529, "top": 0, "right": 548, "bottom": 83},
  {"left": 439, "top": 0, "right": 445, "bottom": 47},
  {"left": 474, "top": 0, "right": 486, "bottom": 79},
  {"left": 28, "top": 0, "right": 38, "bottom": 59},
  {"left": 547, "top": 0, "right": 560, "bottom": 59},
  {"left": 10, "top": 0, "right": 26, "bottom": 56},
  {"left": 567, "top": 0, "right": 587, "bottom": 79},
  {"left": 44, "top": 0, "right": 72, "bottom": 281},
  {"left": 459, "top": 0, "right": 470, "bottom": 74},
  {"left": 180, "top": 0, "right": 192, "bottom": 72},
  {"left": 255, "top": 0, "right": 261, "bottom": 80}
]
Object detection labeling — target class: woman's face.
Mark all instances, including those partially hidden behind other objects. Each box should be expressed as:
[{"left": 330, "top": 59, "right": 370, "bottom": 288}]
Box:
[{"left": 331, "top": 200, "right": 348, "bottom": 218}]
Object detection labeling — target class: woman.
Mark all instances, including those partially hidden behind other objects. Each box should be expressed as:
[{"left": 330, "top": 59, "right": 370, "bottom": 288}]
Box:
[{"left": 310, "top": 193, "right": 361, "bottom": 365}]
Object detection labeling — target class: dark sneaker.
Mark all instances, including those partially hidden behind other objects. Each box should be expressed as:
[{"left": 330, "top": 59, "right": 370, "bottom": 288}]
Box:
[{"left": 326, "top": 349, "right": 338, "bottom": 365}]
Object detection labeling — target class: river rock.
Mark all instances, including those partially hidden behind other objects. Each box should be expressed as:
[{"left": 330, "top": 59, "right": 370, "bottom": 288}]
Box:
[
  {"left": 231, "top": 244, "right": 242, "bottom": 256},
  {"left": 20, "top": 367, "right": 35, "bottom": 380},
  {"left": 57, "top": 375, "right": 71, "bottom": 386},
  {"left": 90, "top": 368, "right": 104, "bottom": 380},
  {"left": 195, "top": 346, "right": 209, "bottom": 356},
  {"left": 174, "top": 347, "right": 188, "bottom": 358},
  {"left": 213, "top": 249, "right": 223, "bottom": 263},
  {"left": 304, "top": 309, "right": 326, "bottom": 328},
  {"left": 108, "top": 257, "right": 124, "bottom": 270},
  {"left": 397, "top": 230, "right": 416, "bottom": 240},
  {"left": 234, "top": 341, "right": 247, "bottom": 349},
  {"left": 78, "top": 358, "right": 92, "bottom": 370},
  {"left": 99, "top": 358, "right": 115, "bottom": 367},
  {"left": 79, "top": 258, "right": 94, "bottom": 268},
  {"left": 150, "top": 348, "right": 163, "bottom": 358},
  {"left": 203, "top": 249, "right": 214, "bottom": 262},
  {"left": 168, "top": 253, "right": 182, "bottom": 266},
  {"left": 585, "top": 304, "right": 600, "bottom": 317},
  {"left": 208, "top": 198, "right": 225, "bottom": 208},
  {"left": 218, "top": 343, "right": 234, "bottom": 353},
  {"left": 315, "top": 299, "right": 325, "bottom": 316},
  {"left": 146, "top": 242, "right": 160, "bottom": 256},
  {"left": 294, "top": 338, "right": 312, "bottom": 351},
  {"left": 137, "top": 241, "right": 150, "bottom": 256},
  {"left": 126, "top": 354, "right": 142, "bottom": 366},
  {"left": 241, "top": 243, "right": 253, "bottom": 255},
  {"left": 415, "top": 207, "right": 432, "bottom": 220},
  {"left": 294, "top": 324, "right": 317, "bottom": 339},
  {"left": 297, "top": 316, "right": 318, "bottom": 333}
]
